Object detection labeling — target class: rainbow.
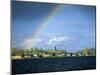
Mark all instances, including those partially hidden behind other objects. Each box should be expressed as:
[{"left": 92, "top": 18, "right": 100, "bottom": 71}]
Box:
[{"left": 22, "top": 5, "right": 62, "bottom": 49}]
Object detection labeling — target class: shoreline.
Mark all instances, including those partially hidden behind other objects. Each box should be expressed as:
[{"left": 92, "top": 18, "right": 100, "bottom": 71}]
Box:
[{"left": 12, "top": 55, "right": 96, "bottom": 60}]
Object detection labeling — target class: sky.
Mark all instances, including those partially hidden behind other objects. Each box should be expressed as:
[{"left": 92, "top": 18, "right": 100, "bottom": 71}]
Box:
[{"left": 12, "top": 1, "right": 96, "bottom": 51}]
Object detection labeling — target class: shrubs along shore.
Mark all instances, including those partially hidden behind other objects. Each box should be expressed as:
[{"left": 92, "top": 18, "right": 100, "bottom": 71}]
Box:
[{"left": 12, "top": 47, "right": 96, "bottom": 59}]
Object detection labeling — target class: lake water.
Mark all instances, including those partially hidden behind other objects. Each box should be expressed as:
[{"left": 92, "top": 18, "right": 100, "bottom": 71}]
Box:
[{"left": 12, "top": 56, "right": 96, "bottom": 74}]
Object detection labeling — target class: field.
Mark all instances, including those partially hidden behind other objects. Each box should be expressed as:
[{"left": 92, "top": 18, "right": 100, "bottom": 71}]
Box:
[{"left": 12, "top": 56, "right": 96, "bottom": 74}]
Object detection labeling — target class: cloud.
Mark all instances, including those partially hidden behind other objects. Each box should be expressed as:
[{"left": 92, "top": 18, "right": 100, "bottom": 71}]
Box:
[
  {"left": 12, "top": 41, "right": 17, "bottom": 48},
  {"left": 12, "top": 43, "right": 17, "bottom": 48},
  {"left": 47, "top": 36, "right": 72, "bottom": 46},
  {"left": 18, "top": 33, "right": 73, "bottom": 49},
  {"left": 21, "top": 38, "right": 44, "bottom": 49}
]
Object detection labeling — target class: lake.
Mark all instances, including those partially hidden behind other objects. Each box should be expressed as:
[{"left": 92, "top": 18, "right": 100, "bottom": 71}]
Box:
[{"left": 12, "top": 56, "right": 96, "bottom": 74}]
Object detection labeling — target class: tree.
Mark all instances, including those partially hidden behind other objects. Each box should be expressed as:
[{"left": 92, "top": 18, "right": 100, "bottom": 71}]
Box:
[
  {"left": 12, "top": 48, "right": 17, "bottom": 56},
  {"left": 83, "top": 48, "right": 90, "bottom": 56}
]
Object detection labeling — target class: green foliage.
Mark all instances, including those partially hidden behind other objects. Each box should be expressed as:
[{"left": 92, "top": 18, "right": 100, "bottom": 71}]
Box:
[
  {"left": 12, "top": 47, "right": 96, "bottom": 58},
  {"left": 83, "top": 48, "right": 90, "bottom": 55},
  {"left": 83, "top": 48, "right": 96, "bottom": 56},
  {"left": 46, "top": 49, "right": 66, "bottom": 53}
]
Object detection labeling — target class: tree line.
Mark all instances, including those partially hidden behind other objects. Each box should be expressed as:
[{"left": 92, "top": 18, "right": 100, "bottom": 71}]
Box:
[{"left": 12, "top": 47, "right": 96, "bottom": 58}]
